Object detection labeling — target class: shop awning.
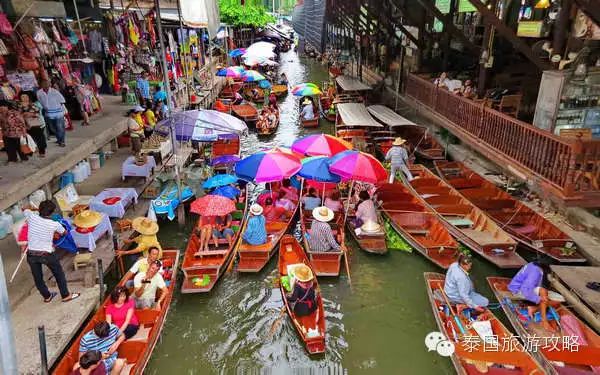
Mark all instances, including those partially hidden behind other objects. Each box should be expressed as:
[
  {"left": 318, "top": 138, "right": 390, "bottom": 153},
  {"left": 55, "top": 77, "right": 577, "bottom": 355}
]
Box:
[
  {"left": 367, "top": 105, "right": 417, "bottom": 128},
  {"left": 337, "top": 103, "right": 383, "bottom": 127},
  {"left": 336, "top": 75, "right": 372, "bottom": 92}
]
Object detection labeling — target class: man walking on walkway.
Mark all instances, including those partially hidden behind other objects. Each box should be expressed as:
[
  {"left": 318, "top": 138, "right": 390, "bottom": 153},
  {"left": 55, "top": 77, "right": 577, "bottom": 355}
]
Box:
[
  {"left": 37, "top": 80, "right": 66, "bottom": 147},
  {"left": 24, "top": 200, "right": 79, "bottom": 302}
]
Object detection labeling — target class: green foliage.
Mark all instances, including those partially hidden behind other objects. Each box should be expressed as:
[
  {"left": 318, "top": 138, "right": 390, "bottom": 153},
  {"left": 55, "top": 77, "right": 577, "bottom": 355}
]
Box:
[
  {"left": 384, "top": 217, "right": 413, "bottom": 252},
  {"left": 219, "top": 0, "right": 276, "bottom": 27}
]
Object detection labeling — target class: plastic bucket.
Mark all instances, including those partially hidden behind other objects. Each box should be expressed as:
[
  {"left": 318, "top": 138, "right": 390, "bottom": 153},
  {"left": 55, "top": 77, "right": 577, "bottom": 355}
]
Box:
[{"left": 89, "top": 154, "right": 101, "bottom": 170}]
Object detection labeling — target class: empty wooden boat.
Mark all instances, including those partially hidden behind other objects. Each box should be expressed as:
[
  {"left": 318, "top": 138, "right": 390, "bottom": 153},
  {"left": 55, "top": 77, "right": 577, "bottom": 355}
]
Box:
[
  {"left": 435, "top": 161, "right": 586, "bottom": 263},
  {"left": 52, "top": 249, "right": 180, "bottom": 375},
  {"left": 236, "top": 196, "right": 299, "bottom": 272},
  {"left": 278, "top": 235, "right": 326, "bottom": 354},
  {"left": 300, "top": 208, "right": 344, "bottom": 276},
  {"left": 409, "top": 165, "right": 525, "bottom": 268},
  {"left": 272, "top": 84, "right": 288, "bottom": 98},
  {"left": 378, "top": 182, "right": 459, "bottom": 269},
  {"left": 488, "top": 276, "right": 600, "bottom": 374},
  {"left": 232, "top": 103, "right": 259, "bottom": 125},
  {"left": 180, "top": 189, "right": 247, "bottom": 293},
  {"left": 425, "top": 273, "right": 543, "bottom": 375}
]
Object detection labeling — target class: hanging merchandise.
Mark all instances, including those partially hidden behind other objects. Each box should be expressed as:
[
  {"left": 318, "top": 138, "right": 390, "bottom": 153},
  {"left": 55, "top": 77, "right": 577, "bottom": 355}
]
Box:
[
  {"left": 32, "top": 24, "right": 53, "bottom": 56},
  {"left": 22, "top": 34, "right": 40, "bottom": 58},
  {"left": 147, "top": 10, "right": 156, "bottom": 47},
  {"left": 0, "top": 13, "right": 13, "bottom": 35},
  {"left": 128, "top": 18, "right": 139, "bottom": 45}
]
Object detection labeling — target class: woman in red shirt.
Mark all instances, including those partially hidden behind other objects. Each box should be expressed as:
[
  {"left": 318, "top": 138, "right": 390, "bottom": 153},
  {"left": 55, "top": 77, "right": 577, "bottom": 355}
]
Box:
[
  {"left": 105, "top": 286, "right": 139, "bottom": 339},
  {"left": 263, "top": 197, "right": 287, "bottom": 221}
]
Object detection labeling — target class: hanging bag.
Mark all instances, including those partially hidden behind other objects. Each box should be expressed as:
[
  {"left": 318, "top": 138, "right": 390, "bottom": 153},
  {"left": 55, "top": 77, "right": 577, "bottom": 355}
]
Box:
[
  {"left": 19, "top": 135, "right": 34, "bottom": 155},
  {"left": 0, "top": 13, "right": 13, "bottom": 35}
]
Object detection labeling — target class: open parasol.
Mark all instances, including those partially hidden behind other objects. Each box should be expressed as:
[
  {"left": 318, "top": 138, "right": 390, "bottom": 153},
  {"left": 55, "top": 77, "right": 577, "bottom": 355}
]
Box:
[
  {"left": 234, "top": 149, "right": 302, "bottom": 183},
  {"left": 190, "top": 195, "right": 236, "bottom": 217},
  {"left": 291, "top": 134, "right": 352, "bottom": 157},
  {"left": 202, "top": 174, "right": 238, "bottom": 189}
]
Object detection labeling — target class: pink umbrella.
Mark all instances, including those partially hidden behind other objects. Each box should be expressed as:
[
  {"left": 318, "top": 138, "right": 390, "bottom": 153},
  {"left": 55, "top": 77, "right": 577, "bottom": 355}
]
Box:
[
  {"left": 234, "top": 149, "right": 302, "bottom": 183},
  {"left": 291, "top": 134, "right": 352, "bottom": 157},
  {"left": 329, "top": 150, "right": 387, "bottom": 184}
]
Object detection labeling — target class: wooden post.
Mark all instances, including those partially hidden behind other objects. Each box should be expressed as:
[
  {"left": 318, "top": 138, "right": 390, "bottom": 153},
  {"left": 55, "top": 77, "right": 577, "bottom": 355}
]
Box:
[
  {"left": 477, "top": 0, "right": 497, "bottom": 98},
  {"left": 442, "top": 0, "right": 457, "bottom": 71},
  {"left": 552, "top": 0, "right": 572, "bottom": 59}
]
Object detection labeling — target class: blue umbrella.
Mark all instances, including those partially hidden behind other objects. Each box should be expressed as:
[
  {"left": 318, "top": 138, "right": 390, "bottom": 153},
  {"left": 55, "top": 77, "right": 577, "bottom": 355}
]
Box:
[
  {"left": 210, "top": 185, "right": 241, "bottom": 199},
  {"left": 202, "top": 174, "right": 238, "bottom": 189},
  {"left": 229, "top": 48, "right": 247, "bottom": 58},
  {"left": 298, "top": 156, "right": 341, "bottom": 183},
  {"left": 258, "top": 80, "right": 272, "bottom": 89}
]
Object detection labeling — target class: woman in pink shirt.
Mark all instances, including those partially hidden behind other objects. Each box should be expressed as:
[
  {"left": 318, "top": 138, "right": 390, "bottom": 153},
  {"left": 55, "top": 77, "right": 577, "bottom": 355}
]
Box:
[
  {"left": 324, "top": 191, "right": 343, "bottom": 213},
  {"left": 280, "top": 179, "right": 298, "bottom": 201},
  {"left": 105, "top": 286, "right": 139, "bottom": 339}
]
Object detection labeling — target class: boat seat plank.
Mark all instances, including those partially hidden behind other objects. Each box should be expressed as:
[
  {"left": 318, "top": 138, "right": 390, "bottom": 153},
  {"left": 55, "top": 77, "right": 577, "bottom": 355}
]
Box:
[
  {"left": 508, "top": 224, "right": 537, "bottom": 235},
  {"left": 194, "top": 249, "right": 230, "bottom": 257},
  {"left": 461, "top": 229, "right": 503, "bottom": 245},
  {"left": 448, "top": 218, "right": 474, "bottom": 228},
  {"left": 128, "top": 325, "right": 151, "bottom": 342},
  {"left": 406, "top": 228, "right": 430, "bottom": 235}
]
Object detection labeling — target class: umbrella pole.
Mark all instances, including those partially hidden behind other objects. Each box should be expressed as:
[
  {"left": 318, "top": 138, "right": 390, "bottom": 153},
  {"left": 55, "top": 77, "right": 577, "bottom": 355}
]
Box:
[{"left": 342, "top": 180, "right": 354, "bottom": 228}]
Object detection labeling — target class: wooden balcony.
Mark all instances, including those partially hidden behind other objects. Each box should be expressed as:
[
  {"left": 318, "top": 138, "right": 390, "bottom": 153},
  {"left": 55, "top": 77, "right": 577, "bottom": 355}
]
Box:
[{"left": 405, "top": 73, "right": 600, "bottom": 207}]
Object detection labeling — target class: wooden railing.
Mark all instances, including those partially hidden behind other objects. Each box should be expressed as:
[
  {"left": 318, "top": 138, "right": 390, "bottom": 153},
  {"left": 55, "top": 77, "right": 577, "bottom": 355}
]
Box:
[{"left": 405, "top": 73, "right": 600, "bottom": 206}]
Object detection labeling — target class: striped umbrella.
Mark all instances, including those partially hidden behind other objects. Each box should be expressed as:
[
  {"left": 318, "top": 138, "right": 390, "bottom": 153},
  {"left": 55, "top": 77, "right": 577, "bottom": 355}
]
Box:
[{"left": 242, "top": 70, "right": 266, "bottom": 82}]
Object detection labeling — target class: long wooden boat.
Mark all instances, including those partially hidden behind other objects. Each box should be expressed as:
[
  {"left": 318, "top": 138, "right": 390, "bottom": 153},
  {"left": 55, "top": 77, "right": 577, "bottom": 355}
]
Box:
[
  {"left": 344, "top": 200, "right": 387, "bottom": 254},
  {"left": 235, "top": 195, "right": 299, "bottom": 272},
  {"left": 278, "top": 235, "right": 326, "bottom": 354},
  {"left": 488, "top": 276, "right": 600, "bottom": 374},
  {"left": 242, "top": 86, "right": 264, "bottom": 103},
  {"left": 180, "top": 188, "right": 248, "bottom": 293},
  {"left": 335, "top": 103, "right": 382, "bottom": 154},
  {"left": 257, "top": 107, "right": 280, "bottom": 136},
  {"left": 425, "top": 273, "right": 543, "bottom": 375},
  {"left": 219, "top": 83, "right": 243, "bottom": 100},
  {"left": 232, "top": 103, "right": 259, "bottom": 126},
  {"left": 409, "top": 165, "right": 525, "bottom": 268},
  {"left": 52, "top": 249, "right": 180, "bottom": 375},
  {"left": 272, "top": 84, "right": 288, "bottom": 98},
  {"left": 299, "top": 99, "right": 320, "bottom": 128},
  {"left": 435, "top": 161, "right": 586, "bottom": 263},
  {"left": 378, "top": 182, "right": 459, "bottom": 269},
  {"left": 300, "top": 206, "right": 345, "bottom": 276}
]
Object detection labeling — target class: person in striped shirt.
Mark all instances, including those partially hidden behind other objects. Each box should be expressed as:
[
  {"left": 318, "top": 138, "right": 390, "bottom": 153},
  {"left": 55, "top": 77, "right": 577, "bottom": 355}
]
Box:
[
  {"left": 308, "top": 206, "right": 341, "bottom": 252},
  {"left": 385, "top": 137, "right": 413, "bottom": 183},
  {"left": 79, "top": 321, "right": 126, "bottom": 374}
]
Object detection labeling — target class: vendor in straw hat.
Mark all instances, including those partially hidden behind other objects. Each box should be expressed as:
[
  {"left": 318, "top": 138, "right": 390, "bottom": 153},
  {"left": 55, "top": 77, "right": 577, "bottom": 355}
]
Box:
[
  {"left": 73, "top": 210, "right": 103, "bottom": 230},
  {"left": 301, "top": 97, "right": 315, "bottom": 120},
  {"left": 117, "top": 217, "right": 162, "bottom": 259},
  {"left": 308, "top": 206, "right": 341, "bottom": 252},
  {"left": 242, "top": 204, "right": 267, "bottom": 246},
  {"left": 385, "top": 137, "right": 413, "bottom": 183},
  {"left": 287, "top": 264, "right": 318, "bottom": 317}
]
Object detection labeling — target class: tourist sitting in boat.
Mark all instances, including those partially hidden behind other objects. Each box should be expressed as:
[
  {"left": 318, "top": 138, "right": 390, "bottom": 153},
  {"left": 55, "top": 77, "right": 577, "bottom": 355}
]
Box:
[
  {"left": 71, "top": 350, "right": 106, "bottom": 375},
  {"left": 444, "top": 254, "right": 488, "bottom": 312},
  {"left": 302, "top": 188, "right": 322, "bottom": 211},
  {"left": 256, "top": 108, "right": 269, "bottom": 130},
  {"left": 194, "top": 215, "right": 216, "bottom": 254},
  {"left": 353, "top": 190, "right": 377, "bottom": 228},
  {"left": 287, "top": 264, "right": 318, "bottom": 317},
  {"left": 78, "top": 321, "right": 126, "bottom": 374},
  {"left": 275, "top": 190, "right": 295, "bottom": 211},
  {"left": 308, "top": 206, "right": 341, "bottom": 252},
  {"left": 385, "top": 137, "right": 414, "bottom": 183},
  {"left": 301, "top": 98, "right": 315, "bottom": 120},
  {"left": 118, "top": 217, "right": 162, "bottom": 259},
  {"left": 242, "top": 204, "right": 267, "bottom": 246},
  {"left": 508, "top": 261, "right": 553, "bottom": 330},
  {"left": 278, "top": 73, "right": 288, "bottom": 86},
  {"left": 105, "top": 286, "right": 139, "bottom": 339},
  {"left": 212, "top": 214, "right": 235, "bottom": 248},
  {"left": 233, "top": 91, "right": 244, "bottom": 105},
  {"left": 133, "top": 259, "right": 168, "bottom": 309},
  {"left": 280, "top": 178, "right": 299, "bottom": 201},
  {"left": 324, "top": 191, "right": 342, "bottom": 213},
  {"left": 267, "top": 107, "right": 277, "bottom": 126},
  {"left": 124, "top": 247, "right": 163, "bottom": 285},
  {"left": 263, "top": 197, "right": 288, "bottom": 221}
]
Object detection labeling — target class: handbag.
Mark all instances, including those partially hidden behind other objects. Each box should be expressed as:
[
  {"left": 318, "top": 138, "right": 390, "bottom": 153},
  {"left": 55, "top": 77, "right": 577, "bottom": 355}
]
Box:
[
  {"left": 18, "top": 53, "right": 39, "bottom": 71},
  {"left": 19, "top": 136, "right": 33, "bottom": 155}
]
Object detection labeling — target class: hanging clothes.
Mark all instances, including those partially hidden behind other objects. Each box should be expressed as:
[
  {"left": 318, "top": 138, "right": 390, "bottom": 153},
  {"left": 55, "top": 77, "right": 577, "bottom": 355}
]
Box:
[
  {"left": 128, "top": 18, "right": 139, "bottom": 45},
  {"left": 88, "top": 30, "right": 102, "bottom": 54}
]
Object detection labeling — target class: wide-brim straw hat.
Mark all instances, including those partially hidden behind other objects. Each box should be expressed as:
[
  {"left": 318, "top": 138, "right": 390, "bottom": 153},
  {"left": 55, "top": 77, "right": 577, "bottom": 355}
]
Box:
[
  {"left": 302, "top": 98, "right": 312, "bottom": 105},
  {"left": 294, "top": 263, "right": 314, "bottom": 282},
  {"left": 132, "top": 217, "right": 159, "bottom": 235},
  {"left": 361, "top": 220, "right": 381, "bottom": 234},
  {"left": 313, "top": 206, "right": 334, "bottom": 222},
  {"left": 250, "top": 203, "right": 264, "bottom": 216},
  {"left": 73, "top": 210, "right": 103, "bottom": 228},
  {"left": 392, "top": 137, "right": 407, "bottom": 146}
]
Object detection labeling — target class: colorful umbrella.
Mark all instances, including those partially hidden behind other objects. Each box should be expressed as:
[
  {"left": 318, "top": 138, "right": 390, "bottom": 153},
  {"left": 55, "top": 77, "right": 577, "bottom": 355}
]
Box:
[
  {"left": 211, "top": 155, "right": 241, "bottom": 166},
  {"left": 258, "top": 80, "right": 272, "bottom": 89},
  {"left": 292, "top": 134, "right": 352, "bottom": 157},
  {"left": 329, "top": 150, "right": 387, "bottom": 184},
  {"left": 154, "top": 110, "right": 247, "bottom": 141},
  {"left": 292, "top": 83, "right": 319, "bottom": 92},
  {"left": 235, "top": 150, "right": 302, "bottom": 183},
  {"left": 216, "top": 66, "right": 245, "bottom": 78},
  {"left": 190, "top": 195, "right": 236, "bottom": 216},
  {"left": 229, "top": 48, "right": 246, "bottom": 58},
  {"left": 202, "top": 174, "right": 238, "bottom": 189},
  {"left": 242, "top": 70, "right": 266, "bottom": 82},
  {"left": 293, "top": 86, "right": 322, "bottom": 97},
  {"left": 210, "top": 185, "right": 241, "bottom": 199},
  {"left": 298, "top": 156, "right": 341, "bottom": 183}
]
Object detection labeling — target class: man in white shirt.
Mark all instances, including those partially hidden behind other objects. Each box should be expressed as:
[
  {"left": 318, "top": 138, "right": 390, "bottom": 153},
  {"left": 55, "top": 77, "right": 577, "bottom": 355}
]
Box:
[
  {"left": 123, "top": 246, "right": 163, "bottom": 288},
  {"left": 133, "top": 260, "right": 168, "bottom": 310},
  {"left": 25, "top": 200, "right": 79, "bottom": 303},
  {"left": 37, "top": 80, "right": 66, "bottom": 147}
]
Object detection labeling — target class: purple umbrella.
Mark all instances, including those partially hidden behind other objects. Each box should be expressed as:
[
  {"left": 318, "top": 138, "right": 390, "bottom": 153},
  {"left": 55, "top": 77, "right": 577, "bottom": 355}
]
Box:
[
  {"left": 155, "top": 110, "right": 248, "bottom": 141},
  {"left": 211, "top": 155, "right": 241, "bottom": 166}
]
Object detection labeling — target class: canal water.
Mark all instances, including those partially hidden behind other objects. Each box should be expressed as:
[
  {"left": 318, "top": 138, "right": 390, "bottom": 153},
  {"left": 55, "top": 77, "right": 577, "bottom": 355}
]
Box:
[{"left": 146, "top": 51, "right": 516, "bottom": 374}]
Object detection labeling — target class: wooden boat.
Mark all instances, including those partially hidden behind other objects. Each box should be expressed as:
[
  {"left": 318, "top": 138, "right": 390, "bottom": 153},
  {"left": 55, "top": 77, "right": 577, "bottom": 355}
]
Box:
[
  {"left": 257, "top": 107, "right": 280, "bottom": 136},
  {"left": 180, "top": 188, "right": 248, "bottom": 293},
  {"left": 335, "top": 103, "right": 382, "bottom": 154},
  {"left": 51, "top": 249, "right": 180, "bottom": 375},
  {"left": 425, "top": 273, "right": 543, "bottom": 375},
  {"left": 378, "top": 182, "right": 459, "bottom": 269},
  {"left": 435, "top": 161, "right": 586, "bottom": 263},
  {"left": 409, "top": 165, "right": 526, "bottom": 269},
  {"left": 300, "top": 207, "right": 345, "bottom": 276},
  {"left": 367, "top": 105, "right": 445, "bottom": 160},
  {"left": 299, "top": 98, "right": 320, "bottom": 128},
  {"left": 219, "top": 83, "right": 243, "bottom": 100},
  {"left": 235, "top": 195, "right": 299, "bottom": 272},
  {"left": 344, "top": 200, "right": 387, "bottom": 254},
  {"left": 278, "top": 235, "right": 326, "bottom": 354},
  {"left": 488, "top": 276, "right": 600, "bottom": 374},
  {"left": 232, "top": 103, "right": 259, "bottom": 126},
  {"left": 272, "top": 84, "right": 288, "bottom": 98},
  {"left": 242, "top": 86, "right": 264, "bottom": 103}
]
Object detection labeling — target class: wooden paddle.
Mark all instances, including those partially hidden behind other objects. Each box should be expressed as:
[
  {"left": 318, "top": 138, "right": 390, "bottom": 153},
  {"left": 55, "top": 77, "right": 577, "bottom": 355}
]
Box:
[
  {"left": 437, "top": 282, "right": 466, "bottom": 335},
  {"left": 10, "top": 250, "right": 27, "bottom": 283},
  {"left": 226, "top": 217, "right": 248, "bottom": 273},
  {"left": 341, "top": 232, "right": 351, "bottom": 285}
]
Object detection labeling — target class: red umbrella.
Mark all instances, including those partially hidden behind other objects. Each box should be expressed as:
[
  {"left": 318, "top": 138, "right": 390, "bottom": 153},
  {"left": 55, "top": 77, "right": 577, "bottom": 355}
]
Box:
[{"left": 190, "top": 195, "right": 236, "bottom": 216}]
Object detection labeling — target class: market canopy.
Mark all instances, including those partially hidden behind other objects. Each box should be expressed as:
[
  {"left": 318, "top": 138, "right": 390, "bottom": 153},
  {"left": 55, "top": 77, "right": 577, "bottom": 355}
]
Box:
[
  {"left": 367, "top": 105, "right": 417, "bottom": 128},
  {"left": 336, "top": 103, "right": 383, "bottom": 127},
  {"left": 155, "top": 110, "right": 247, "bottom": 141},
  {"left": 336, "top": 75, "right": 372, "bottom": 92}
]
